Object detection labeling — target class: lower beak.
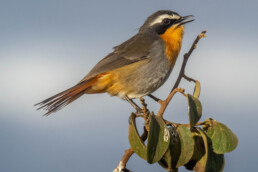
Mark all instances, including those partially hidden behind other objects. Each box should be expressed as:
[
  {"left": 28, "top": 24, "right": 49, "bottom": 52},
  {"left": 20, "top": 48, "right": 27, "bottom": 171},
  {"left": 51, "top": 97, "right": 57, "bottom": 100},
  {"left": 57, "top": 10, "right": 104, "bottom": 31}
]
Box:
[{"left": 177, "top": 15, "right": 194, "bottom": 26}]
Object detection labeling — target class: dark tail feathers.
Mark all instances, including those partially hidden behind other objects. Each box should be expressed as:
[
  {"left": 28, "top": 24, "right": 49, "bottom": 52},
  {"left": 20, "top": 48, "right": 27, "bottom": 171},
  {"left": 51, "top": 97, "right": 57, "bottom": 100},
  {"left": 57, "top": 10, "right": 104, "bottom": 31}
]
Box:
[{"left": 35, "top": 80, "right": 94, "bottom": 115}]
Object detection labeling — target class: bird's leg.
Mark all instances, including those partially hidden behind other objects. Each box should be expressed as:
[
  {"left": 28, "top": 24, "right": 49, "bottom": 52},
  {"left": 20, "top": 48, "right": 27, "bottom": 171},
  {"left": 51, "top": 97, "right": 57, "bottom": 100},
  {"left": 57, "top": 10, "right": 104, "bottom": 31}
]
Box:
[
  {"left": 148, "top": 94, "right": 161, "bottom": 102},
  {"left": 125, "top": 96, "right": 142, "bottom": 113}
]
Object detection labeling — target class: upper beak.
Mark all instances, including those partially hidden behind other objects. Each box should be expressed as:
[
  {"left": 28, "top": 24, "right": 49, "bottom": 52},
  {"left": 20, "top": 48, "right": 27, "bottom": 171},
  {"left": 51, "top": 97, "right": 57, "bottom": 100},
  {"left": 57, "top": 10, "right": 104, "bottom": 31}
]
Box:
[{"left": 177, "top": 15, "right": 194, "bottom": 26}]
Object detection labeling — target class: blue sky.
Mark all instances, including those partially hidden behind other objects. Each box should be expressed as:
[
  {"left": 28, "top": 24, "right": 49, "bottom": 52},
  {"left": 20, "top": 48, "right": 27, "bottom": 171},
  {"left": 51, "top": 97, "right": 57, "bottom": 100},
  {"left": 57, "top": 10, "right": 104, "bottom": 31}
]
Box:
[{"left": 1, "top": 0, "right": 258, "bottom": 171}]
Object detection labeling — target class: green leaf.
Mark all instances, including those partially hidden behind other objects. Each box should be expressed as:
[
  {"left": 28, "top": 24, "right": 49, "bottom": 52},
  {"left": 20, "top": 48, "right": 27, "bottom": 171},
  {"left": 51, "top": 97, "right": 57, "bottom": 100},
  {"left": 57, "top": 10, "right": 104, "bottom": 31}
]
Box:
[
  {"left": 158, "top": 126, "right": 178, "bottom": 171},
  {"left": 159, "top": 125, "right": 194, "bottom": 170},
  {"left": 128, "top": 113, "right": 147, "bottom": 160},
  {"left": 206, "top": 120, "right": 238, "bottom": 154},
  {"left": 185, "top": 128, "right": 225, "bottom": 172},
  {"left": 184, "top": 130, "right": 205, "bottom": 171},
  {"left": 176, "top": 125, "right": 195, "bottom": 166},
  {"left": 199, "top": 128, "right": 225, "bottom": 172},
  {"left": 194, "top": 80, "right": 201, "bottom": 98},
  {"left": 187, "top": 94, "right": 202, "bottom": 127},
  {"left": 147, "top": 113, "right": 170, "bottom": 164}
]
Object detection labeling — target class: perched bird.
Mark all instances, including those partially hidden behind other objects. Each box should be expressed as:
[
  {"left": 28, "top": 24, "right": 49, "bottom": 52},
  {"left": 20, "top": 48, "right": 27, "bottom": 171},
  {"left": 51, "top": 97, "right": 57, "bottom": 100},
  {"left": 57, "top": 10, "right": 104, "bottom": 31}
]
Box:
[{"left": 35, "top": 10, "right": 194, "bottom": 115}]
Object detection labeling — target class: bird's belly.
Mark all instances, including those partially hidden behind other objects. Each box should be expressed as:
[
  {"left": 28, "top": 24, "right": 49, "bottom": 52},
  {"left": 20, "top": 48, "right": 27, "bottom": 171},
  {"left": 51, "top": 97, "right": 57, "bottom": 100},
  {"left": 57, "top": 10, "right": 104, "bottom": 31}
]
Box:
[
  {"left": 105, "top": 59, "right": 172, "bottom": 99},
  {"left": 125, "top": 73, "right": 169, "bottom": 99}
]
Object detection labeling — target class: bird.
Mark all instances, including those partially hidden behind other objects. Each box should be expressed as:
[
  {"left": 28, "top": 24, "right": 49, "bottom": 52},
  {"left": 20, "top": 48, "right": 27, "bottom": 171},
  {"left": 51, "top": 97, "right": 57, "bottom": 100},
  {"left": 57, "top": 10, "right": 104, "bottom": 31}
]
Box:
[{"left": 35, "top": 10, "right": 194, "bottom": 115}]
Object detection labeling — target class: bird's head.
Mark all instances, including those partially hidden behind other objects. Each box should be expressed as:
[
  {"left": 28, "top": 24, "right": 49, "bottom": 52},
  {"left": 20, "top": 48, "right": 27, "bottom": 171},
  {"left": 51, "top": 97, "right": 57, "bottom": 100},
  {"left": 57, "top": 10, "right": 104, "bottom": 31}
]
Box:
[{"left": 140, "top": 10, "right": 194, "bottom": 35}]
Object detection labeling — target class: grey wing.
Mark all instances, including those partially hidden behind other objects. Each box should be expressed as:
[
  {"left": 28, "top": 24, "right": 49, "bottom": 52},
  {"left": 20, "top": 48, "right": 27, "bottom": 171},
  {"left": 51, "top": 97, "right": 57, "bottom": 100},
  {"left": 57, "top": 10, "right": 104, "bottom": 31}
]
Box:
[{"left": 82, "top": 32, "right": 159, "bottom": 81}]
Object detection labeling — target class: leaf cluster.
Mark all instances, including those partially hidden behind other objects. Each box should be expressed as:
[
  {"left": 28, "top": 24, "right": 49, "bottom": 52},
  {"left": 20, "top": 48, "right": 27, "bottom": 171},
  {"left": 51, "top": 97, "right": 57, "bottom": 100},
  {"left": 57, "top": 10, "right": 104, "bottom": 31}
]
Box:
[{"left": 128, "top": 81, "right": 238, "bottom": 172}]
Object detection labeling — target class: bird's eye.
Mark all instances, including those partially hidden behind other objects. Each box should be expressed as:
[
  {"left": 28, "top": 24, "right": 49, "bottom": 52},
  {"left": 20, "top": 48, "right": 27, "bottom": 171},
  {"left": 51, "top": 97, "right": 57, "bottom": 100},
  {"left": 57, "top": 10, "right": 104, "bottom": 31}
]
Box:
[{"left": 162, "top": 19, "right": 170, "bottom": 25}]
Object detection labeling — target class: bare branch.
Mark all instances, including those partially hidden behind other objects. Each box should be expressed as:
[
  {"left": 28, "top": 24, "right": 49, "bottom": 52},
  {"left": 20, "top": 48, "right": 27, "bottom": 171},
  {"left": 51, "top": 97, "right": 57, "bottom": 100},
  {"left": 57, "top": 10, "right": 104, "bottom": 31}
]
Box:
[
  {"left": 171, "top": 30, "right": 207, "bottom": 92},
  {"left": 139, "top": 97, "right": 151, "bottom": 131},
  {"left": 157, "top": 88, "right": 185, "bottom": 118},
  {"left": 148, "top": 94, "right": 161, "bottom": 102},
  {"left": 164, "top": 119, "right": 210, "bottom": 128},
  {"left": 183, "top": 74, "right": 196, "bottom": 83}
]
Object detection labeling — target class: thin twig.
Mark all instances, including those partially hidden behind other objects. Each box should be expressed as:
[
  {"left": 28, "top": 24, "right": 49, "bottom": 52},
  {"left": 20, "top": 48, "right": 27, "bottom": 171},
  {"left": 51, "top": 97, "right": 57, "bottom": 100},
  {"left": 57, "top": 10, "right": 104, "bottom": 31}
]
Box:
[
  {"left": 157, "top": 88, "right": 185, "bottom": 117},
  {"left": 171, "top": 30, "right": 207, "bottom": 92},
  {"left": 164, "top": 120, "right": 209, "bottom": 128},
  {"left": 139, "top": 97, "right": 150, "bottom": 131},
  {"left": 183, "top": 74, "right": 196, "bottom": 82},
  {"left": 140, "top": 97, "right": 149, "bottom": 116},
  {"left": 135, "top": 114, "right": 144, "bottom": 118},
  {"left": 148, "top": 94, "right": 161, "bottom": 102}
]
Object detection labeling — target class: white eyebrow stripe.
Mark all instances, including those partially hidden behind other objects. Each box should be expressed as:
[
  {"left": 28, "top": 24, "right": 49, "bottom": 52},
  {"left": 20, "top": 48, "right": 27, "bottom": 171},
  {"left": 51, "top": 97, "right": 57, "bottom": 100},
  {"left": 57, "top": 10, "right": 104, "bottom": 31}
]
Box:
[{"left": 149, "top": 14, "right": 180, "bottom": 26}]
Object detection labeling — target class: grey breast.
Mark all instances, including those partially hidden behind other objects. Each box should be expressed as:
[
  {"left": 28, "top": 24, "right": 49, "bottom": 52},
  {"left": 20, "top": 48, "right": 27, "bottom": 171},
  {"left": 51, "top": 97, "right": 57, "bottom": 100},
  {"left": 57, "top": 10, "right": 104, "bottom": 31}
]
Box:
[{"left": 125, "top": 39, "right": 172, "bottom": 98}]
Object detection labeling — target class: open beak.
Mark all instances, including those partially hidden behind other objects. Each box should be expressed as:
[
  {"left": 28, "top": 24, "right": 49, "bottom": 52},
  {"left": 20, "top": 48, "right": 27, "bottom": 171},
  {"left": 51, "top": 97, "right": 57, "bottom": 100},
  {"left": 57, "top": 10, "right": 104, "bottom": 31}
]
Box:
[{"left": 177, "top": 15, "right": 194, "bottom": 26}]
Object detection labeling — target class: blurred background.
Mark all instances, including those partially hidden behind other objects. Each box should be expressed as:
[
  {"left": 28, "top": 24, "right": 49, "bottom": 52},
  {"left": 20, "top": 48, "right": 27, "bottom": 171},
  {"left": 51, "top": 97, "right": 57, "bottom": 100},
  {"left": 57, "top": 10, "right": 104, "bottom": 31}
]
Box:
[{"left": 1, "top": 0, "right": 257, "bottom": 171}]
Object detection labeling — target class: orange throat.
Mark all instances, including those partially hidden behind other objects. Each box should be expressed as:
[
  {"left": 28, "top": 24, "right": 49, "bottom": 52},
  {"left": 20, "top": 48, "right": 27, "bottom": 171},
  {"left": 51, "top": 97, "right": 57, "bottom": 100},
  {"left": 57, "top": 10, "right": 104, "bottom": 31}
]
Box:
[{"left": 160, "top": 25, "right": 184, "bottom": 66}]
